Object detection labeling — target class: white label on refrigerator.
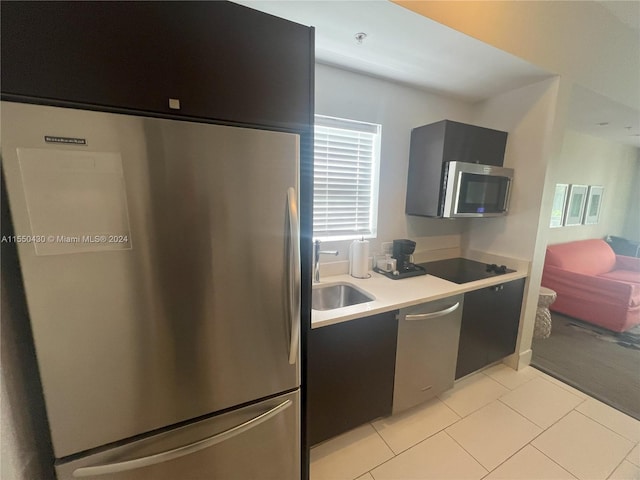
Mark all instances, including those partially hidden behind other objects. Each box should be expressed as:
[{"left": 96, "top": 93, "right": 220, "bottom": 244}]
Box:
[{"left": 17, "top": 148, "right": 132, "bottom": 255}]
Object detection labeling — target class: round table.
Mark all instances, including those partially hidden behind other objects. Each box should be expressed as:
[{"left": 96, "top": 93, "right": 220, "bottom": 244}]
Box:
[{"left": 534, "top": 287, "right": 557, "bottom": 339}]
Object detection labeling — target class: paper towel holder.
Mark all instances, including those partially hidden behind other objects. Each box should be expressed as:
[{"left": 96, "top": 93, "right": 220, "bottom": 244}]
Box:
[{"left": 349, "top": 237, "right": 371, "bottom": 279}]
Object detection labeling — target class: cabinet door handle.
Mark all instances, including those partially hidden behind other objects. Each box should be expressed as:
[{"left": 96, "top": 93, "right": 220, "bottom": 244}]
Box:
[{"left": 405, "top": 302, "right": 460, "bottom": 321}]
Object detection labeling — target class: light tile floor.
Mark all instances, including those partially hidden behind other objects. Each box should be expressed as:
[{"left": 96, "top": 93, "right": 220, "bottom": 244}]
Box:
[{"left": 310, "top": 365, "right": 640, "bottom": 480}]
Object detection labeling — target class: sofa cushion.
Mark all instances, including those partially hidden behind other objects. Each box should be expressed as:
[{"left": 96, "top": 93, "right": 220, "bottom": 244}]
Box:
[
  {"left": 545, "top": 239, "right": 616, "bottom": 276},
  {"left": 616, "top": 255, "right": 640, "bottom": 272},
  {"left": 598, "top": 270, "right": 640, "bottom": 285}
]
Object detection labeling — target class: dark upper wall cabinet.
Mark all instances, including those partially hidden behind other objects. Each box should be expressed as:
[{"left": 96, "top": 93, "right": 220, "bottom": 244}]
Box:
[
  {"left": 405, "top": 120, "right": 508, "bottom": 217},
  {"left": 440, "top": 120, "right": 507, "bottom": 167},
  {"left": 0, "top": 1, "right": 313, "bottom": 131}
]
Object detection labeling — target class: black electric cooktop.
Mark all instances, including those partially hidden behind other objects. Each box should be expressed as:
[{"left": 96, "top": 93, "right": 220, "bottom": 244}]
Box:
[{"left": 418, "top": 258, "right": 515, "bottom": 284}]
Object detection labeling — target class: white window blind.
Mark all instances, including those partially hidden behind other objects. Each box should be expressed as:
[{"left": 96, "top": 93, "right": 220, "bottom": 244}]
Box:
[{"left": 313, "top": 115, "right": 381, "bottom": 241}]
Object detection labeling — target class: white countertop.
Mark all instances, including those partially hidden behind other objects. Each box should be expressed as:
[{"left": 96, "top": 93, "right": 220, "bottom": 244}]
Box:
[{"left": 311, "top": 256, "right": 529, "bottom": 329}]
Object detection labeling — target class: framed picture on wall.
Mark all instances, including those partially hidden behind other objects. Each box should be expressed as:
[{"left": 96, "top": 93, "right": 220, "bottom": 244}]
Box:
[
  {"left": 550, "top": 183, "right": 569, "bottom": 228},
  {"left": 564, "top": 184, "right": 588, "bottom": 226},
  {"left": 584, "top": 185, "right": 604, "bottom": 225}
]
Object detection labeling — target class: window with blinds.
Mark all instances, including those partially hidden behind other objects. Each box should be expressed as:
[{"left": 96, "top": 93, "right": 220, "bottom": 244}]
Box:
[{"left": 313, "top": 115, "right": 381, "bottom": 241}]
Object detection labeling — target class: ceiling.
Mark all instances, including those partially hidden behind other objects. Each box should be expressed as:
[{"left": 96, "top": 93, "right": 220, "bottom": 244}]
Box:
[
  {"left": 566, "top": 85, "right": 640, "bottom": 148},
  {"left": 235, "top": 0, "right": 639, "bottom": 148},
  {"left": 596, "top": 0, "right": 640, "bottom": 29}
]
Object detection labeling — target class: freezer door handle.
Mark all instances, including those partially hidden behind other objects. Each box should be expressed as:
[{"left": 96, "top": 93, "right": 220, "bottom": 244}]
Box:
[
  {"left": 404, "top": 302, "right": 460, "bottom": 321},
  {"left": 287, "top": 187, "right": 300, "bottom": 365},
  {"left": 72, "top": 399, "right": 293, "bottom": 477}
]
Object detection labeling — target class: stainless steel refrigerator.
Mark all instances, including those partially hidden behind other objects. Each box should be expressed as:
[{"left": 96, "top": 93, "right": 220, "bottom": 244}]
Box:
[{"left": 1, "top": 101, "right": 301, "bottom": 479}]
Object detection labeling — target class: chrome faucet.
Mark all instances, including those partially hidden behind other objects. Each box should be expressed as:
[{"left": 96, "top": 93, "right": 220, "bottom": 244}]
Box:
[{"left": 314, "top": 240, "right": 338, "bottom": 283}]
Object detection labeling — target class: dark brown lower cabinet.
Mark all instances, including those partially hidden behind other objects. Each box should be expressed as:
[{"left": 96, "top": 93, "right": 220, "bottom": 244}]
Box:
[
  {"left": 455, "top": 278, "right": 526, "bottom": 379},
  {"left": 307, "top": 311, "right": 398, "bottom": 446}
]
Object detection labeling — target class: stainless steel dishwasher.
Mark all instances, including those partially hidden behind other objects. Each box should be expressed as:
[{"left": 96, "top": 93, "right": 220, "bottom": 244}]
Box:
[{"left": 393, "top": 295, "right": 464, "bottom": 414}]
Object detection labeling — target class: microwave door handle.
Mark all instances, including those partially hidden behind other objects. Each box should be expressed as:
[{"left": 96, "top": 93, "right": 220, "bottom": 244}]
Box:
[
  {"left": 72, "top": 399, "right": 292, "bottom": 477},
  {"left": 453, "top": 171, "right": 464, "bottom": 215},
  {"left": 503, "top": 178, "right": 512, "bottom": 212}
]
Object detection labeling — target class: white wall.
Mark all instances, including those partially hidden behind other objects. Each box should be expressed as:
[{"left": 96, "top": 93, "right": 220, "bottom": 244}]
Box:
[
  {"left": 624, "top": 159, "right": 640, "bottom": 242},
  {"left": 465, "top": 77, "right": 564, "bottom": 260},
  {"left": 314, "top": 63, "right": 475, "bottom": 261},
  {"left": 547, "top": 131, "right": 640, "bottom": 244},
  {"left": 463, "top": 76, "right": 570, "bottom": 368}
]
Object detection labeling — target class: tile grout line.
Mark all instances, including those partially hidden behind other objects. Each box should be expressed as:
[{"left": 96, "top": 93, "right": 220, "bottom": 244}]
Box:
[
  {"left": 363, "top": 396, "right": 586, "bottom": 480},
  {"left": 496, "top": 395, "right": 555, "bottom": 430},
  {"left": 442, "top": 429, "right": 489, "bottom": 476},
  {"left": 472, "top": 368, "right": 636, "bottom": 478},
  {"left": 517, "top": 402, "right": 632, "bottom": 480},
  {"left": 348, "top": 422, "right": 398, "bottom": 480},
  {"left": 571, "top": 409, "right": 639, "bottom": 445},
  {"left": 471, "top": 395, "right": 579, "bottom": 476},
  {"left": 358, "top": 397, "right": 475, "bottom": 477},
  {"left": 361, "top": 422, "right": 482, "bottom": 479},
  {"left": 435, "top": 371, "right": 546, "bottom": 476},
  {"left": 532, "top": 367, "right": 600, "bottom": 401},
  {"left": 570, "top": 409, "right": 639, "bottom": 479},
  {"left": 466, "top": 398, "right": 545, "bottom": 476},
  {"left": 472, "top": 387, "right": 594, "bottom": 479},
  {"left": 483, "top": 369, "right": 541, "bottom": 392},
  {"left": 318, "top": 368, "right": 635, "bottom": 480},
  {"left": 605, "top": 452, "right": 635, "bottom": 480},
  {"left": 528, "top": 444, "right": 579, "bottom": 479},
  {"left": 354, "top": 421, "right": 406, "bottom": 480},
  {"left": 520, "top": 398, "right": 581, "bottom": 445},
  {"left": 369, "top": 420, "right": 396, "bottom": 457},
  {"left": 370, "top": 416, "right": 461, "bottom": 458},
  {"left": 572, "top": 404, "right": 640, "bottom": 444},
  {"left": 534, "top": 373, "right": 591, "bottom": 401}
]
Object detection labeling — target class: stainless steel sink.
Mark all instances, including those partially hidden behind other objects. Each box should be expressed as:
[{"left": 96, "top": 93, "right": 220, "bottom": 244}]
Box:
[{"left": 312, "top": 282, "right": 375, "bottom": 311}]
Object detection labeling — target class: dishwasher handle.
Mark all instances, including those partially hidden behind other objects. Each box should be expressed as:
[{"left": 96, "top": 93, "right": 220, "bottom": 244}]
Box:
[{"left": 404, "top": 302, "right": 460, "bottom": 321}]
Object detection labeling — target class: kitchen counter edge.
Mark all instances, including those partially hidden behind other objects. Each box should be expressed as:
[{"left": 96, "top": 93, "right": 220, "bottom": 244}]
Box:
[{"left": 311, "top": 267, "right": 528, "bottom": 329}]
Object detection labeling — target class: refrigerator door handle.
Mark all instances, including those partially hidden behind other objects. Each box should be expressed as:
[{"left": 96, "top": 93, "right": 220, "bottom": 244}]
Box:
[
  {"left": 72, "top": 399, "right": 293, "bottom": 478},
  {"left": 286, "top": 187, "right": 300, "bottom": 365}
]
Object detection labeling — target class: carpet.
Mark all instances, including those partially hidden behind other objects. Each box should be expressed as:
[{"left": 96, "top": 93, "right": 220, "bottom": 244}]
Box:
[{"left": 531, "top": 312, "right": 640, "bottom": 420}]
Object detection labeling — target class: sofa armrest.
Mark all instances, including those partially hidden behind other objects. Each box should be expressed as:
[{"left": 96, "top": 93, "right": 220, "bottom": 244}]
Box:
[
  {"left": 542, "top": 265, "right": 639, "bottom": 307},
  {"left": 616, "top": 255, "right": 640, "bottom": 272}
]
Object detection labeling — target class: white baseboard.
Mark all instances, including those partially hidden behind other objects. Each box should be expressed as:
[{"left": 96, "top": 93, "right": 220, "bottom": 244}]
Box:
[{"left": 505, "top": 349, "right": 532, "bottom": 370}]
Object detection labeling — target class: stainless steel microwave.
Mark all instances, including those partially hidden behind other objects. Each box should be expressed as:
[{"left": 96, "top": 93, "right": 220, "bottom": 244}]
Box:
[{"left": 441, "top": 161, "right": 513, "bottom": 218}]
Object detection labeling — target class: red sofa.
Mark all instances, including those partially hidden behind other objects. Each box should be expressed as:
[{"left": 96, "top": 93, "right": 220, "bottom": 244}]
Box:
[{"left": 542, "top": 239, "right": 640, "bottom": 332}]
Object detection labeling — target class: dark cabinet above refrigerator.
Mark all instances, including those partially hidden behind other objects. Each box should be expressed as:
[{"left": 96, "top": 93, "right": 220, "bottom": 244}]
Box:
[
  {"left": 0, "top": 1, "right": 313, "bottom": 131},
  {"left": 405, "top": 120, "right": 509, "bottom": 217}
]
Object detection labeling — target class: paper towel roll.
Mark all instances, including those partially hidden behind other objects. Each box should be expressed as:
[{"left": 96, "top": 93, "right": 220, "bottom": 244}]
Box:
[{"left": 349, "top": 239, "right": 370, "bottom": 279}]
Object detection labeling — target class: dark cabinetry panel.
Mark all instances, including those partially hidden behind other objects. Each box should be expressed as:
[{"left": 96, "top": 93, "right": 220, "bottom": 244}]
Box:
[
  {"left": 307, "top": 312, "right": 398, "bottom": 446},
  {"left": 405, "top": 121, "right": 448, "bottom": 217},
  {"left": 405, "top": 120, "right": 507, "bottom": 217},
  {"left": 455, "top": 278, "right": 525, "bottom": 379},
  {"left": 442, "top": 121, "right": 507, "bottom": 166},
  {"left": 1, "top": 1, "right": 312, "bottom": 129}
]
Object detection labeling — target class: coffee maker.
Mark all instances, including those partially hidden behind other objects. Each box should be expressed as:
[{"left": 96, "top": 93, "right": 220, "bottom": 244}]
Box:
[
  {"left": 390, "top": 239, "right": 426, "bottom": 278},
  {"left": 392, "top": 239, "right": 415, "bottom": 271}
]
